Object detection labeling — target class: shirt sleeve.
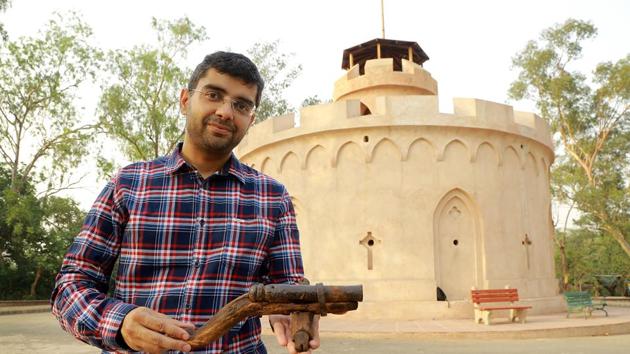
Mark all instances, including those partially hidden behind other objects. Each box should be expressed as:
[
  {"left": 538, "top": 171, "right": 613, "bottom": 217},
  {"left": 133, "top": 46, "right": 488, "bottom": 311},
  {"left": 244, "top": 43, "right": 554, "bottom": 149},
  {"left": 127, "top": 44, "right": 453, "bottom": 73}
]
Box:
[
  {"left": 50, "top": 178, "right": 137, "bottom": 351},
  {"left": 266, "top": 187, "right": 305, "bottom": 284}
]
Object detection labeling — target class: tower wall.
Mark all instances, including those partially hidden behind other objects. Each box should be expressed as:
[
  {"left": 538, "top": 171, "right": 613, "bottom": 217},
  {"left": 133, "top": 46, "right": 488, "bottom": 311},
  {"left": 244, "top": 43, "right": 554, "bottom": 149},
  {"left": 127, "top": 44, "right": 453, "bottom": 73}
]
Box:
[{"left": 333, "top": 58, "right": 438, "bottom": 113}]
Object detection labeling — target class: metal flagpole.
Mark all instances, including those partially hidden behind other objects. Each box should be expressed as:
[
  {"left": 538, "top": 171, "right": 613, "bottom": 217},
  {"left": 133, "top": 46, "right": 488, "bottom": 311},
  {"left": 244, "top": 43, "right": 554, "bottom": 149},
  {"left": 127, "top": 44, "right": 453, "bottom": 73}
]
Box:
[{"left": 381, "top": 0, "right": 385, "bottom": 38}]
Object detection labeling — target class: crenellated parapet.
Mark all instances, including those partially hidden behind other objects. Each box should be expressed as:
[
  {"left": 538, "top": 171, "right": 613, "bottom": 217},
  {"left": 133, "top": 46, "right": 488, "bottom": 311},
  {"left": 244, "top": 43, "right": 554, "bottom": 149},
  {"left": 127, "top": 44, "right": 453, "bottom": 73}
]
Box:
[{"left": 237, "top": 93, "right": 554, "bottom": 161}]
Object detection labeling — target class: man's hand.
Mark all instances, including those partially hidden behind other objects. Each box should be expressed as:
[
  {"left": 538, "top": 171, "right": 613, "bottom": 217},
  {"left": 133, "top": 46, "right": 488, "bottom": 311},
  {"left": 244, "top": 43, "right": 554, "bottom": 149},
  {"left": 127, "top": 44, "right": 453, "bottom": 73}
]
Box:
[
  {"left": 120, "top": 307, "right": 196, "bottom": 354},
  {"left": 269, "top": 314, "right": 320, "bottom": 354}
]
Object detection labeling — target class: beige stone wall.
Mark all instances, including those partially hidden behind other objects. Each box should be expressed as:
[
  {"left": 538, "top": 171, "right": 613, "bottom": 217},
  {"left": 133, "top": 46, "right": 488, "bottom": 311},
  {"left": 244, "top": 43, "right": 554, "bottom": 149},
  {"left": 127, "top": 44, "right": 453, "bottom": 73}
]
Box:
[{"left": 236, "top": 58, "right": 562, "bottom": 319}]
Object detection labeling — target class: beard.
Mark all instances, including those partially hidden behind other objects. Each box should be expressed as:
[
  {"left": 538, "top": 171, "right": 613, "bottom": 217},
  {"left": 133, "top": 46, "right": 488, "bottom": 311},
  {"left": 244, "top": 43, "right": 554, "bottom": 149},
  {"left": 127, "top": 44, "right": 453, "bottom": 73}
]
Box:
[{"left": 188, "top": 115, "right": 242, "bottom": 155}]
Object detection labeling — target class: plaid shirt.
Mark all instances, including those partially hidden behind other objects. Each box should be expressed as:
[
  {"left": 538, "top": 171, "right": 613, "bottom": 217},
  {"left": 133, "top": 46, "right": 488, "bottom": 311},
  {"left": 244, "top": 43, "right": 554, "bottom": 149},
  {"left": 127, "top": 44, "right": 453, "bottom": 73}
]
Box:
[{"left": 52, "top": 144, "right": 304, "bottom": 353}]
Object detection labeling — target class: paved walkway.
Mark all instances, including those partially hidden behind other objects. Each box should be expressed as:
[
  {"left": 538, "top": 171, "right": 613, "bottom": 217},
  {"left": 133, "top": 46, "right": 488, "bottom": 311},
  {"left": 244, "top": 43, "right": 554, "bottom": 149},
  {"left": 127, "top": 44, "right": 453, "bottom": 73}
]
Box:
[
  {"left": 264, "top": 306, "right": 630, "bottom": 339},
  {"left": 4, "top": 312, "right": 630, "bottom": 354},
  {"left": 3, "top": 304, "right": 630, "bottom": 339}
]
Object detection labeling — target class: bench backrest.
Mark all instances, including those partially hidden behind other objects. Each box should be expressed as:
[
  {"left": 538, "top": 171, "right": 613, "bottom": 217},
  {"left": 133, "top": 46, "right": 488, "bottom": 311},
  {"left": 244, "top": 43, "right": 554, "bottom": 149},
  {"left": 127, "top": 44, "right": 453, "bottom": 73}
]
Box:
[
  {"left": 563, "top": 291, "right": 593, "bottom": 307},
  {"left": 471, "top": 288, "right": 520, "bottom": 304}
]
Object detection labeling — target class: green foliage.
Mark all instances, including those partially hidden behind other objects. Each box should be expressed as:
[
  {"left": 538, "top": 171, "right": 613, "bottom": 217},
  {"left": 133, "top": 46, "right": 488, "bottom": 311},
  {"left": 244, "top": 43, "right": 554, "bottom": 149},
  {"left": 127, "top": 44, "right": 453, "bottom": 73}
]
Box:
[
  {"left": 0, "top": 0, "right": 9, "bottom": 41},
  {"left": 0, "top": 164, "right": 84, "bottom": 300},
  {"left": 97, "top": 17, "right": 207, "bottom": 167},
  {"left": 0, "top": 12, "right": 102, "bottom": 194},
  {"left": 0, "top": 164, "right": 39, "bottom": 260},
  {"left": 509, "top": 19, "right": 598, "bottom": 133},
  {"left": 247, "top": 40, "right": 302, "bottom": 123},
  {"left": 301, "top": 95, "right": 327, "bottom": 108},
  {"left": 0, "top": 12, "right": 95, "bottom": 299},
  {"left": 556, "top": 228, "right": 630, "bottom": 291},
  {"left": 510, "top": 19, "right": 630, "bottom": 258}
]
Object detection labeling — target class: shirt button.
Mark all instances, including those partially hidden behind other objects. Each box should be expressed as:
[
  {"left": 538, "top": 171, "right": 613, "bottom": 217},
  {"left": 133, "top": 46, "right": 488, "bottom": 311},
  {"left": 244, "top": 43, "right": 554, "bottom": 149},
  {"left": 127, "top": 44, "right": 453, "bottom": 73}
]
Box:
[
  {"left": 197, "top": 218, "right": 205, "bottom": 226},
  {"left": 194, "top": 260, "right": 200, "bottom": 268},
  {"left": 185, "top": 303, "right": 191, "bottom": 310}
]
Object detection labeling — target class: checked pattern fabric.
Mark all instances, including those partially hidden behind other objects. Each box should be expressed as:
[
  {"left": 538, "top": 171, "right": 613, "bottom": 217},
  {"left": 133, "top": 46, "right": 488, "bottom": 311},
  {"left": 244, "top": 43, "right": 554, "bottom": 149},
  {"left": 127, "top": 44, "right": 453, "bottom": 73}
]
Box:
[{"left": 52, "top": 144, "right": 304, "bottom": 353}]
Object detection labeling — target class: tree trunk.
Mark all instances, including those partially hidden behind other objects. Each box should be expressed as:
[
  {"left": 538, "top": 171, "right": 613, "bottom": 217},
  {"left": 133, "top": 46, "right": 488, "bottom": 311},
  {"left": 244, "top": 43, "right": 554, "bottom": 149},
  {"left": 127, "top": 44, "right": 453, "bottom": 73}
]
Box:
[
  {"left": 596, "top": 210, "right": 630, "bottom": 259},
  {"left": 608, "top": 226, "right": 630, "bottom": 259},
  {"left": 559, "top": 206, "right": 573, "bottom": 291},
  {"left": 29, "top": 266, "right": 42, "bottom": 298},
  {"left": 559, "top": 244, "right": 570, "bottom": 290},
  {"left": 11, "top": 151, "right": 19, "bottom": 192}
]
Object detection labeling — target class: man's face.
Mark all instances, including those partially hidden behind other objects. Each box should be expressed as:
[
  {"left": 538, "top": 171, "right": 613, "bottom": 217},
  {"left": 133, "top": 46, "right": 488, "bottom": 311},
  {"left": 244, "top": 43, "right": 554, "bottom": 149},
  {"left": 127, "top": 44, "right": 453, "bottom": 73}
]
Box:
[{"left": 180, "top": 68, "right": 257, "bottom": 156}]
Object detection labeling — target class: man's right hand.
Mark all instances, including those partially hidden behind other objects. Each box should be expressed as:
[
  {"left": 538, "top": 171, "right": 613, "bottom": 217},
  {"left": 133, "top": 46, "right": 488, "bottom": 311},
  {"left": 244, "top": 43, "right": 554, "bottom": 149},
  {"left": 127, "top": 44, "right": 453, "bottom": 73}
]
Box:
[{"left": 120, "top": 307, "right": 196, "bottom": 354}]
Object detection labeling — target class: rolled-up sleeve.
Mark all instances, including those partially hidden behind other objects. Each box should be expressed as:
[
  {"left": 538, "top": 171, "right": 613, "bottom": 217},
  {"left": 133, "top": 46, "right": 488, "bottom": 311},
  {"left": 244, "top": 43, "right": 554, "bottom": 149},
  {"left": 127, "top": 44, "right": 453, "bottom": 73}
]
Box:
[{"left": 51, "top": 178, "right": 135, "bottom": 351}]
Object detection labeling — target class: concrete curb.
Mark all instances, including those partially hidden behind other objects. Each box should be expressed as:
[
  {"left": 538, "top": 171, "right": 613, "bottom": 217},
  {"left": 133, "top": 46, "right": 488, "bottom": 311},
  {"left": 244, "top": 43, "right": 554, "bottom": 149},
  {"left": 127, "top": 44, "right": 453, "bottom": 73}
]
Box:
[
  {"left": 312, "top": 321, "right": 630, "bottom": 340},
  {"left": 0, "top": 305, "right": 51, "bottom": 316}
]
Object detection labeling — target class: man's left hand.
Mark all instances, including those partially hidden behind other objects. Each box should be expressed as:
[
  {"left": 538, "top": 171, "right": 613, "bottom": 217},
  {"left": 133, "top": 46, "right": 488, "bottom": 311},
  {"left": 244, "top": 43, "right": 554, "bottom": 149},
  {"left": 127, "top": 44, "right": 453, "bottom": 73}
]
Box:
[{"left": 269, "top": 314, "right": 320, "bottom": 354}]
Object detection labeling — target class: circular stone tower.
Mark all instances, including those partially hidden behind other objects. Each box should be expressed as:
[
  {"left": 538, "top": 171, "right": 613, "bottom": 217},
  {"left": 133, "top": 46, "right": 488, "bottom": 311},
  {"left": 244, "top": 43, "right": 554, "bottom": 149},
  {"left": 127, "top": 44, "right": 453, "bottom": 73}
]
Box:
[{"left": 236, "top": 38, "right": 563, "bottom": 319}]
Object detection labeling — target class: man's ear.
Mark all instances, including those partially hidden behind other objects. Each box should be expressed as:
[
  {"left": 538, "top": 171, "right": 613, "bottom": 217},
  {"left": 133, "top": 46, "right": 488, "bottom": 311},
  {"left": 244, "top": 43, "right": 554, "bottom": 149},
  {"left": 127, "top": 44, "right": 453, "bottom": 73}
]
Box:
[{"left": 179, "top": 88, "right": 190, "bottom": 115}]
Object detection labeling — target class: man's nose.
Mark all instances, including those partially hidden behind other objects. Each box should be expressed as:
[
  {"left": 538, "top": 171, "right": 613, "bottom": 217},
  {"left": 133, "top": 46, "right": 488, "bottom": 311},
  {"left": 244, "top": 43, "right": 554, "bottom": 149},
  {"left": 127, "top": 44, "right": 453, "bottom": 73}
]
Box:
[{"left": 214, "top": 99, "right": 234, "bottom": 120}]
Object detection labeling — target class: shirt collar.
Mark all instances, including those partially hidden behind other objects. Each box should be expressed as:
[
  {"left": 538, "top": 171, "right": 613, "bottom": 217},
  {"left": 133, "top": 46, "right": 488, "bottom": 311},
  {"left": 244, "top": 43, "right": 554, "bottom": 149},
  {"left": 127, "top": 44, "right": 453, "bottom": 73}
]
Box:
[{"left": 166, "top": 142, "right": 246, "bottom": 184}]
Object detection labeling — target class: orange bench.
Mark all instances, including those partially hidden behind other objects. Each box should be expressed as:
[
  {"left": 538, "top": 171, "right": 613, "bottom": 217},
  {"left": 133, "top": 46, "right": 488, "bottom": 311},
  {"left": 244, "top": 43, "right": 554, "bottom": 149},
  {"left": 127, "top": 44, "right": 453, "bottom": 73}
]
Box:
[{"left": 471, "top": 288, "right": 532, "bottom": 325}]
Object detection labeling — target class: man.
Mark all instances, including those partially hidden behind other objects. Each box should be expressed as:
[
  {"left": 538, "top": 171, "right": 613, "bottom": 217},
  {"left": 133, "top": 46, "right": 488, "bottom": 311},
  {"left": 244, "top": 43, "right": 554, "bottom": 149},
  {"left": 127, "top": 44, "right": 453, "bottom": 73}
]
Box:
[{"left": 52, "top": 51, "right": 319, "bottom": 354}]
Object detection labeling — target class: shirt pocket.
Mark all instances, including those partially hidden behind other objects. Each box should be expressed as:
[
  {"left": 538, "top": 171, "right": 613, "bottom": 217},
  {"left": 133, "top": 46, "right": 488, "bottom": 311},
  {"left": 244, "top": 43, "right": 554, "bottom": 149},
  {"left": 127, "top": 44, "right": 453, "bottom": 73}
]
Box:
[{"left": 220, "top": 217, "right": 274, "bottom": 281}]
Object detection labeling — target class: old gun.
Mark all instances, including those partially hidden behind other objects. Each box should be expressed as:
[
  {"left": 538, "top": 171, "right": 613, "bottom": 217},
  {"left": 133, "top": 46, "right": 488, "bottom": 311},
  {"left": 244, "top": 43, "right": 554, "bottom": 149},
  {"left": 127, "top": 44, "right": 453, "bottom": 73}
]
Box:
[{"left": 187, "top": 282, "right": 363, "bottom": 351}]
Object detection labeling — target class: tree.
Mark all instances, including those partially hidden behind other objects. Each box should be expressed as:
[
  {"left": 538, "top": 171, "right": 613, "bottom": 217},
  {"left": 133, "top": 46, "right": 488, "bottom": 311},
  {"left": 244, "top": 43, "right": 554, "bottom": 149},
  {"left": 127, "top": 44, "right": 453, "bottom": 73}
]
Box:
[
  {"left": 0, "top": 164, "right": 40, "bottom": 268},
  {"left": 550, "top": 160, "right": 581, "bottom": 290},
  {"left": 97, "top": 17, "right": 207, "bottom": 168},
  {"left": 0, "top": 0, "right": 10, "bottom": 41},
  {"left": 509, "top": 19, "right": 630, "bottom": 258},
  {"left": 0, "top": 12, "right": 102, "bottom": 195},
  {"left": 26, "top": 195, "right": 84, "bottom": 297},
  {"left": 0, "top": 163, "right": 83, "bottom": 299},
  {"left": 247, "top": 40, "right": 302, "bottom": 123},
  {"left": 0, "top": 187, "right": 44, "bottom": 299},
  {"left": 555, "top": 228, "right": 630, "bottom": 292},
  {"left": 301, "top": 95, "right": 324, "bottom": 108},
  {"left": 0, "top": 12, "right": 100, "bottom": 299}
]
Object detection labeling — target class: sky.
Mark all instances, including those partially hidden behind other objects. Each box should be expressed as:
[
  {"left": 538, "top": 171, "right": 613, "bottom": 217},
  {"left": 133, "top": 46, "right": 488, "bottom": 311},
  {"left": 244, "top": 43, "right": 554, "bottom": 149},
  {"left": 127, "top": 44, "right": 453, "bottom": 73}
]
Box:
[{"left": 1, "top": 0, "right": 629, "bottom": 211}]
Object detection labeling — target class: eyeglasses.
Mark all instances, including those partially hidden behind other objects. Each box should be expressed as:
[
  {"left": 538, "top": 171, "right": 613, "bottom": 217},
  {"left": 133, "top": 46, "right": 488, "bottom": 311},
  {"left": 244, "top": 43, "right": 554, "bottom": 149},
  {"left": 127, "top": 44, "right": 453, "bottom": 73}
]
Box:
[{"left": 190, "top": 89, "right": 256, "bottom": 117}]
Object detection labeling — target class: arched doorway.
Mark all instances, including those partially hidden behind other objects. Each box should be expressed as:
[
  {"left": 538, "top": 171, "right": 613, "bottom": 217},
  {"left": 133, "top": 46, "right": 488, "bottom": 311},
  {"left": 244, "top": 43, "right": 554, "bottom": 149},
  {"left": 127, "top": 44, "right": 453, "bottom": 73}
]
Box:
[{"left": 433, "top": 189, "right": 482, "bottom": 300}]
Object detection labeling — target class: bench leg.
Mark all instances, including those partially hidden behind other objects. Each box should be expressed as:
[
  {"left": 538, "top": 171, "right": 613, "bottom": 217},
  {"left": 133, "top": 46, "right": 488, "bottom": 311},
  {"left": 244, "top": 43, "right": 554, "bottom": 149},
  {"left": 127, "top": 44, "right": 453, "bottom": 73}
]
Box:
[
  {"left": 510, "top": 309, "right": 528, "bottom": 324},
  {"left": 474, "top": 309, "right": 492, "bottom": 325},
  {"left": 474, "top": 309, "right": 483, "bottom": 324},
  {"left": 482, "top": 310, "right": 492, "bottom": 325},
  {"left": 593, "top": 306, "right": 608, "bottom": 317}
]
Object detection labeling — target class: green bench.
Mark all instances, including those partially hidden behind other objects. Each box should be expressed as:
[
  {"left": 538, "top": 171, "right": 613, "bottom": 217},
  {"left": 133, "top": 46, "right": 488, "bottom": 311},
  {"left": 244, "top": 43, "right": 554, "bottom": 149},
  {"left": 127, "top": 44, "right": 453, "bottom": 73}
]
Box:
[{"left": 564, "top": 291, "right": 608, "bottom": 319}]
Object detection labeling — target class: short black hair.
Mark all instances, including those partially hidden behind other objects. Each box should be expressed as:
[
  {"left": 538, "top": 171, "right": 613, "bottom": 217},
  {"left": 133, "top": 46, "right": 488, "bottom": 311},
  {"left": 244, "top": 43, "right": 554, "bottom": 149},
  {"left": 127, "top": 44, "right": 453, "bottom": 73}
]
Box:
[{"left": 188, "top": 51, "right": 265, "bottom": 107}]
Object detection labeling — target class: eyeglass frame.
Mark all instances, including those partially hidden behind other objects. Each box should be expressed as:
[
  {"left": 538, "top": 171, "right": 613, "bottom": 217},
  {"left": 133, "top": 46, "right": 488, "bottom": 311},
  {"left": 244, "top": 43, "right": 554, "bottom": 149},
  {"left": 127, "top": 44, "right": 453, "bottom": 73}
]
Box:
[{"left": 189, "top": 88, "right": 257, "bottom": 117}]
